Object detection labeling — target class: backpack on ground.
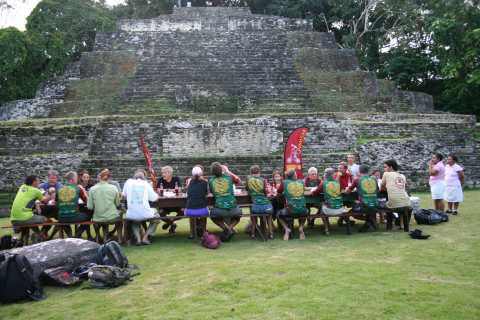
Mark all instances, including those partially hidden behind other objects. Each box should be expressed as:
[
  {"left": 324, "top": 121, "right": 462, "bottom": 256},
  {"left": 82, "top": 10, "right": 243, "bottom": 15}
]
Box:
[
  {"left": 87, "top": 265, "right": 132, "bottom": 288},
  {"left": 414, "top": 209, "right": 444, "bottom": 225},
  {"left": 201, "top": 232, "right": 221, "bottom": 249},
  {"left": 96, "top": 241, "right": 128, "bottom": 268},
  {"left": 0, "top": 253, "right": 45, "bottom": 303},
  {"left": 0, "top": 235, "right": 12, "bottom": 250}
]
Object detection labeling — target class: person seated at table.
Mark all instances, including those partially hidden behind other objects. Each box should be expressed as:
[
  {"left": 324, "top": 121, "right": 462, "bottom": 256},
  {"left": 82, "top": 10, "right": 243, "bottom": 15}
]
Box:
[
  {"left": 321, "top": 168, "right": 345, "bottom": 216},
  {"left": 209, "top": 162, "right": 242, "bottom": 241},
  {"left": 304, "top": 167, "right": 322, "bottom": 227},
  {"left": 269, "top": 169, "right": 284, "bottom": 218},
  {"left": 38, "top": 169, "right": 63, "bottom": 219},
  {"left": 39, "top": 170, "right": 63, "bottom": 192},
  {"left": 334, "top": 162, "right": 355, "bottom": 225},
  {"left": 87, "top": 169, "right": 122, "bottom": 242},
  {"left": 78, "top": 170, "right": 94, "bottom": 191},
  {"left": 334, "top": 162, "right": 352, "bottom": 192},
  {"left": 185, "top": 166, "right": 209, "bottom": 239},
  {"left": 345, "top": 165, "right": 379, "bottom": 232},
  {"left": 246, "top": 165, "right": 274, "bottom": 239},
  {"left": 381, "top": 159, "right": 412, "bottom": 230},
  {"left": 185, "top": 164, "right": 207, "bottom": 187},
  {"left": 57, "top": 171, "right": 91, "bottom": 238},
  {"left": 156, "top": 165, "right": 183, "bottom": 233},
  {"left": 10, "top": 176, "right": 51, "bottom": 236},
  {"left": 123, "top": 169, "right": 160, "bottom": 245},
  {"left": 277, "top": 170, "right": 308, "bottom": 241}
]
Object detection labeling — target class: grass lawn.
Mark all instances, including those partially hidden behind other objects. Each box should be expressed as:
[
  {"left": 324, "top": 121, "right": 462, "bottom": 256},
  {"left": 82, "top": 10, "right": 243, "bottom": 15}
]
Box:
[{"left": 1, "top": 191, "right": 479, "bottom": 320}]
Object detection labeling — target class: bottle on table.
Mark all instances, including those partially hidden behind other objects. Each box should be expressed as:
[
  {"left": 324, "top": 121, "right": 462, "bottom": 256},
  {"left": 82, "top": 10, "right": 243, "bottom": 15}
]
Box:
[
  {"left": 175, "top": 181, "right": 179, "bottom": 195},
  {"left": 159, "top": 183, "right": 164, "bottom": 196}
]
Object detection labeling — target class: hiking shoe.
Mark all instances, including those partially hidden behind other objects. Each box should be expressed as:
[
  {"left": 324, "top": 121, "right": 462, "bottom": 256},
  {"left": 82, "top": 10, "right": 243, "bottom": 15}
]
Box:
[
  {"left": 409, "top": 229, "right": 430, "bottom": 240},
  {"left": 220, "top": 230, "right": 231, "bottom": 242},
  {"left": 446, "top": 209, "right": 453, "bottom": 214},
  {"left": 452, "top": 210, "right": 458, "bottom": 215}
]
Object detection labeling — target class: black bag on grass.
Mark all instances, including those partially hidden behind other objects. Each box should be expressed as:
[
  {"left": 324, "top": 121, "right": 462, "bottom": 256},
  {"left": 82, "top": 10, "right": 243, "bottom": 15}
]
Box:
[
  {"left": 96, "top": 241, "right": 128, "bottom": 268},
  {"left": 414, "top": 209, "right": 443, "bottom": 225},
  {"left": 0, "top": 253, "right": 45, "bottom": 303},
  {"left": 88, "top": 265, "right": 132, "bottom": 288}
]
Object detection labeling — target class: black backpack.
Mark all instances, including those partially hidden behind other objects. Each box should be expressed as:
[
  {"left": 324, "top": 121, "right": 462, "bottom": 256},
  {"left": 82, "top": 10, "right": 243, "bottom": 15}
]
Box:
[
  {"left": 414, "top": 209, "right": 444, "bottom": 225},
  {"left": 0, "top": 253, "right": 45, "bottom": 303},
  {"left": 0, "top": 235, "right": 12, "bottom": 250},
  {"left": 96, "top": 241, "right": 128, "bottom": 268}
]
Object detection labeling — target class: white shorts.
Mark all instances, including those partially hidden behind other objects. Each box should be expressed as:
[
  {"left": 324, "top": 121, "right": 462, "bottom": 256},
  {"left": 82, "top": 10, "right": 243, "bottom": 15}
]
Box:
[
  {"left": 445, "top": 184, "right": 464, "bottom": 203},
  {"left": 430, "top": 182, "right": 445, "bottom": 200},
  {"left": 322, "top": 206, "right": 346, "bottom": 216}
]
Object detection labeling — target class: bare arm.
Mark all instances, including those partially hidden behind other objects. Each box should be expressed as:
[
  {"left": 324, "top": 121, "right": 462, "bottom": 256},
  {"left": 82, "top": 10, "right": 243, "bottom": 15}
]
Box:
[{"left": 459, "top": 171, "right": 465, "bottom": 185}]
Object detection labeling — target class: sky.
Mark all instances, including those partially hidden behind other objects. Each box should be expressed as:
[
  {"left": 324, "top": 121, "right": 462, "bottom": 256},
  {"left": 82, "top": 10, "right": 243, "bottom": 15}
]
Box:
[{"left": 0, "top": 0, "right": 125, "bottom": 30}]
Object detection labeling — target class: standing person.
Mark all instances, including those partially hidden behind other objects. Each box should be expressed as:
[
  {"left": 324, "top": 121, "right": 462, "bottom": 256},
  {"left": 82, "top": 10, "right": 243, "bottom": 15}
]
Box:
[
  {"left": 428, "top": 153, "right": 446, "bottom": 212},
  {"left": 87, "top": 169, "right": 122, "bottom": 242},
  {"left": 246, "top": 165, "right": 274, "bottom": 239},
  {"left": 156, "top": 165, "right": 183, "bottom": 233},
  {"left": 347, "top": 154, "right": 360, "bottom": 177},
  {"left": 209, "top": 162, "right": 242, "bottom": 241},
  {"left": 57, "top": 171, "right": 92, "bottom": 238},
  {"left": 185, "top": 166, "right": 209, "bottom": 239},
  {"left": 122, "top": 169, "right": 160, "bottom": 245},
  {"left": 444, "top": 154, "right": 464, "bottom": 215},
  {"left": 381, "top": 160, "right": 412, "bottom": 231},
  {"left": 10, "top": 175, "right": 51, "bottom": 227},
  {"left": 277, "top": 170, "right": 308, "bottom": 241}
]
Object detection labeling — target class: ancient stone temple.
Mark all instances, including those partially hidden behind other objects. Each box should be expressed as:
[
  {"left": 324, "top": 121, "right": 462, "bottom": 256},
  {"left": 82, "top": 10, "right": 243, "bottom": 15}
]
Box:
[{"left": 0, "top": 7, "right": 478, "bottom": 194}]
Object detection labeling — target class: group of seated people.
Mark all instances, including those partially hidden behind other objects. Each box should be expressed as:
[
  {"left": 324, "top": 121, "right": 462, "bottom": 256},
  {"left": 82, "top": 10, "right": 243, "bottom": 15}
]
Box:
[{"left": 9, "top": 154, "right": 413, "bottom": 244}]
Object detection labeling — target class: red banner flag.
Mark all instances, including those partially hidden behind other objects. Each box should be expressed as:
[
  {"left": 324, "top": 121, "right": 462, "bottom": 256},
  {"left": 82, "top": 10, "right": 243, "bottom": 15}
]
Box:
[
  {"left": 283, "top": 127, "right": 309, "bottom": 179},
  {"left": 139, "top": 135, "right": 158, "bottom": 187}
]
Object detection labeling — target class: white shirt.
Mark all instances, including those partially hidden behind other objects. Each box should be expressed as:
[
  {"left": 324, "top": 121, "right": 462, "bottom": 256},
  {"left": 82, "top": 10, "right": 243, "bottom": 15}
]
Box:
[
  {"left": 349, "top": 164, "right": 360, "bottom": 177},
  {"left": 122, "top": 178, "right": 159, "bottom": 221}
]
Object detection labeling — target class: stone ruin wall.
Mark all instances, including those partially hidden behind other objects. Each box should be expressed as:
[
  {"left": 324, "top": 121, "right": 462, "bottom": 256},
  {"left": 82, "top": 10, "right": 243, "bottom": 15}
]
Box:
[{"left": 0, "top": 113, "right": 478, "bottom": 193}]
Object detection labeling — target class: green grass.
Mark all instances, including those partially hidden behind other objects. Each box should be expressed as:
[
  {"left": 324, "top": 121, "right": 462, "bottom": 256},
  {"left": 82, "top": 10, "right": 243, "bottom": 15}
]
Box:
[{"left": 1, "top": 190, "right": 479, "bottom": 320}]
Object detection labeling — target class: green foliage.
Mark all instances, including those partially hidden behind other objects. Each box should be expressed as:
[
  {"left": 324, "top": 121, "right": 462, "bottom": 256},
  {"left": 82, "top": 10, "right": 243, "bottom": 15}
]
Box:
[
  {"left": 111, "top": 0, "right": 174, "bottom": 19},
  {"left": 0, "top": 28, "right": 31, "bottom": 101},
  {"left": 0, "top": 0, "right": 115, "bottom": 104}
]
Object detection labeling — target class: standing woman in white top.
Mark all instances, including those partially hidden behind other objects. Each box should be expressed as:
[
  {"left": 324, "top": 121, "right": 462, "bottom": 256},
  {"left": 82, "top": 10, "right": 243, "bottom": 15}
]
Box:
[
  {"left": 428, "top": 153, "right": 446, "bottom": 212},
  {"left": 444, "top": 154, "right": 465, "bottom": 215}
]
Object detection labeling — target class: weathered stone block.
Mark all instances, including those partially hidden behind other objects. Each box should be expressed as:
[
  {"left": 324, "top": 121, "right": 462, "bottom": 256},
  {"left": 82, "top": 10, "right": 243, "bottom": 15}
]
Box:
[{"left": 6, "top": 239, "right": 100, "bottom": 280}]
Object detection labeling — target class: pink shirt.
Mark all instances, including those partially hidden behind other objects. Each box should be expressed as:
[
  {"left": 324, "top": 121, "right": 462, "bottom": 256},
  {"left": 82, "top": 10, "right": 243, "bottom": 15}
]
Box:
[
  {"left": 445, "top": 163, "right": 463, "bottom": 187},
  {"left": 429, "top": 161, "right": 445, "bottom": 185}
]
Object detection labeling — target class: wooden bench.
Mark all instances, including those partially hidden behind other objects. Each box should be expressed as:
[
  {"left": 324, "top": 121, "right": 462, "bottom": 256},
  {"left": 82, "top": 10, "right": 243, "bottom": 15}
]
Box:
[{"left": 1, "top": 220, "right": 123, "bottom": 245}]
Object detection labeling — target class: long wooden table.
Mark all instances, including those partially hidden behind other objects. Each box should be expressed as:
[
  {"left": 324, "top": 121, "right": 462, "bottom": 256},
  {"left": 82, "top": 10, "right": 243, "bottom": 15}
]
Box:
[{"left": 156, "top": 191, "right": 252, "bottom": 208}]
